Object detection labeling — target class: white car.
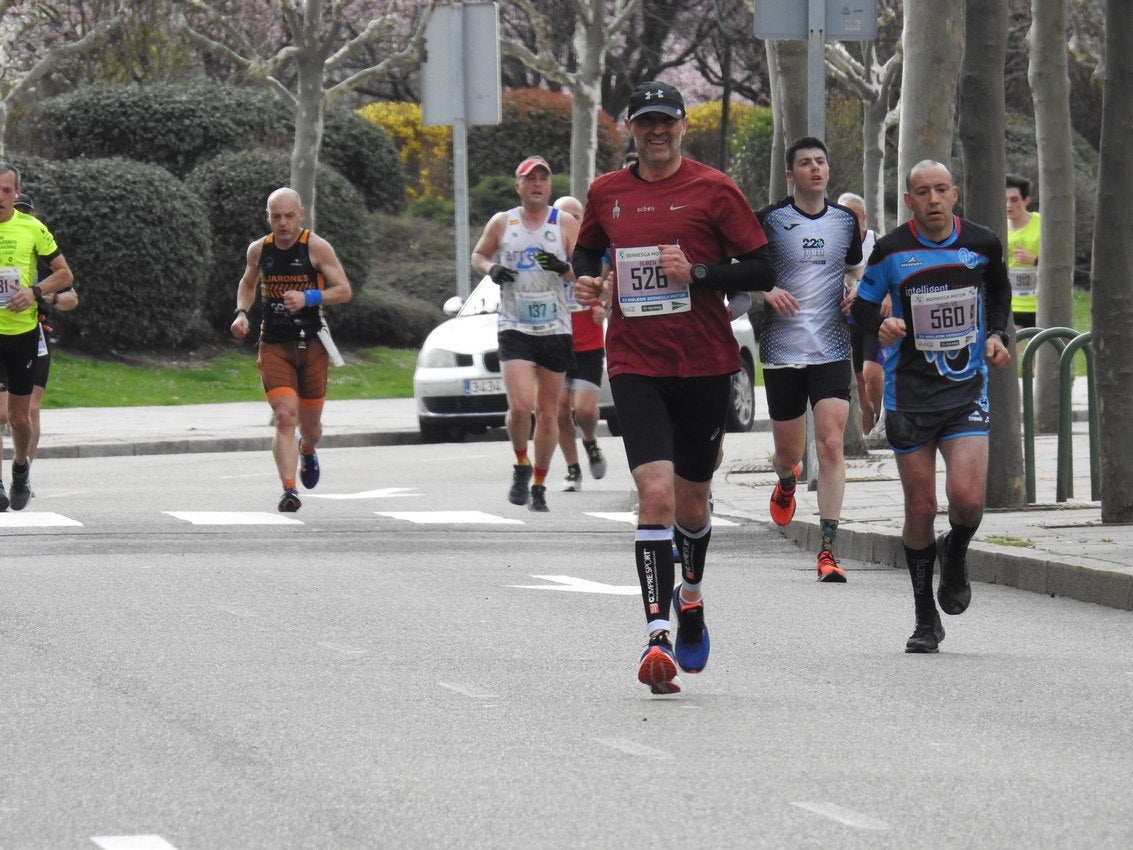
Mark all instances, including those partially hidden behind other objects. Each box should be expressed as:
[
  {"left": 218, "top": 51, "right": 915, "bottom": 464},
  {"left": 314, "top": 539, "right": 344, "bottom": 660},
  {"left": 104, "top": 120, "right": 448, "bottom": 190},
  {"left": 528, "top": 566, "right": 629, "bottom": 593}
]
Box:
[{"left": 413, "top": 276, "right": 759, "bottom": 442}]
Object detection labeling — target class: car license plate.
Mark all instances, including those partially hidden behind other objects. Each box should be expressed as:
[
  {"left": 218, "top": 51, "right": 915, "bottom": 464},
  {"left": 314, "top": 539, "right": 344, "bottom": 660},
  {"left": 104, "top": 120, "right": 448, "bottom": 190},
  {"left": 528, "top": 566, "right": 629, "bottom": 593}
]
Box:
[{"left": 465, "top": 377, "right": 502, "bottom": 396}]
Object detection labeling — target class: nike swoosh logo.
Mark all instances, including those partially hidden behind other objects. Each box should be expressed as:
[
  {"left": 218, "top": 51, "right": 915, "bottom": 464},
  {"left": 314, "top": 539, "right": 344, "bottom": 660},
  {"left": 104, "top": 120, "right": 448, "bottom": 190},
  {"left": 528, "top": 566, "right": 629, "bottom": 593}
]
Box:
[{"left": 670, "top": 204, "right": 688, "bottom": 211}]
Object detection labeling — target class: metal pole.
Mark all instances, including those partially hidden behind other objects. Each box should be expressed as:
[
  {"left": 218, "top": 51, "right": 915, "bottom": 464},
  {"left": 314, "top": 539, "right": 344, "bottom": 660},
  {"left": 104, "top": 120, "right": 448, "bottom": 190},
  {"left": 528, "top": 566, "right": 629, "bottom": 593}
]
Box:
[
  {"left": 451, "top": 2, "right": 472, "bottom": 299},
  {"left": 807, "top": 0, "right": 826, "bottom": 139}
]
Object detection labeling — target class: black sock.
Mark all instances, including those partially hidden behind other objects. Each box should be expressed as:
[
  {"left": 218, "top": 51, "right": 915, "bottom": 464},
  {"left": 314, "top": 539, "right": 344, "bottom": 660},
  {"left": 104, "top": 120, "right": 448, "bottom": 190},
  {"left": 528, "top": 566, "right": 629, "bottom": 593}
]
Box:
[
  {"left": 947, "top": 523, "right": 978, "bottom": 560},
  {"left": 905, "top": 543, "right": 937, "bottom": 618},
  {"left": 820, "top": 518, "right": 839, "bottom": 551},
  {"left": 673, "top": 520, "right": 711, "bottom": 587},
  {"left": 635, "top": 525, "right": 674, "bottom": 628},
  {"left": 567, "top": 463, "right": 581, "bottom": 476}
]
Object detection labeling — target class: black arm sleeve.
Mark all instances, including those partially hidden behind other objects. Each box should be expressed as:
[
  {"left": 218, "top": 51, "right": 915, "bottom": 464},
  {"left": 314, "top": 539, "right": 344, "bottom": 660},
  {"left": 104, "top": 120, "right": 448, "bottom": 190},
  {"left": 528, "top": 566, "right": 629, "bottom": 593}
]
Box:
[
  {"left": 695, "top": 245, "right": 776, "bottom": 292},
  {"left": 851, "top": 296, "right": 884, "bottom": 336},
  {"left": 983, "top": 239, "right": 1012, "bottom": 339},
  {"left": 571, "top": 245, "right": 606, "bottom": 278}
]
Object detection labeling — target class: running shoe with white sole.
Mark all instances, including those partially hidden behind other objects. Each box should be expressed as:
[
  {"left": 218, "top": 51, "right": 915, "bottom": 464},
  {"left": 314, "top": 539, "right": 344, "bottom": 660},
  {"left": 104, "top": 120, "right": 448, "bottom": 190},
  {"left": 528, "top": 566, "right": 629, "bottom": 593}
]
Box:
[
  {"left": 561, "top": 467, "right": 582, "bottom": 492},
  {"left": 278, "top": 488, "right": 302, "bottom": 512}
]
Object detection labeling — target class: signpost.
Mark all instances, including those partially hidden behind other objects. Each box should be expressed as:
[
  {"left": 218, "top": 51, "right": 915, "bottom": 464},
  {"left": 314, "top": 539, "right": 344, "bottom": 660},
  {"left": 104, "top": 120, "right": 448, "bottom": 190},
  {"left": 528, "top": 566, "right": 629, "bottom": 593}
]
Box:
[
  {"left": 754, "top": 0, "right": 877, "bottom": 139},
  {"left": 422, "top": 2, "right": 502, "bottom": 299}
]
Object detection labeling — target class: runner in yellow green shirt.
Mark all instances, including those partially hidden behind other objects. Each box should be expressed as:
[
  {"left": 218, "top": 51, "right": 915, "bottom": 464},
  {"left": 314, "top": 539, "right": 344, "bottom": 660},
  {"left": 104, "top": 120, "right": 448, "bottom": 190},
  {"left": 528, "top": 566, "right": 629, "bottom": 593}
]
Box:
[
  {"left": 1006, "top": 174, "right": 1040, "bottom": 327},
  {"left": 0, "top": 162, "right": 73, "bottom": 510}
]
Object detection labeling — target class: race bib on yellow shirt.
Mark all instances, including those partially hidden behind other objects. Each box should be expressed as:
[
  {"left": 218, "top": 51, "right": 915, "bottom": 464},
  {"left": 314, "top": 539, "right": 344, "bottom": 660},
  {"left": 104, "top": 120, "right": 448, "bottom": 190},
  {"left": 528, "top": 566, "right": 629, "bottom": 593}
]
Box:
[
  {"left": 0, "top": 266, "right": 20, "bottom": 307},
  {"left": 614, "top": 246, "right": 691, "bottom": 316},
  {"left": 1008, "top": 267, "right": 1036, "bottom": 298}
]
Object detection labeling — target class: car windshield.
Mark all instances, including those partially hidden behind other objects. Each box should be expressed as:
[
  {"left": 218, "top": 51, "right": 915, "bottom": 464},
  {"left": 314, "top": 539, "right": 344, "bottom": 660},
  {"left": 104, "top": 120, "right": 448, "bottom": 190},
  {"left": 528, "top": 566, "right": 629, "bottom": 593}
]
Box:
[{"left": 458, "top": 278, "right": 501, "bottom": 317}]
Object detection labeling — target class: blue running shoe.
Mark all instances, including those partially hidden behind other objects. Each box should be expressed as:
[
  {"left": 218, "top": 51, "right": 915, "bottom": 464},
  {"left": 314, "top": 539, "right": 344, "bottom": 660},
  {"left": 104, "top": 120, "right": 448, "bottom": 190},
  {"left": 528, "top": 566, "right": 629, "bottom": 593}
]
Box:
[
  {"left": 672, "top": 584, "right": 710, "bottom": 673},
  {"left": 278, "top": 488, "right": 302, "bottom": 512},
  {"left": 300, "top": 450, "right": 320, "bottom": 489},
  {"left": 638, "top": 632, "right": 681, "bottom": 694}
]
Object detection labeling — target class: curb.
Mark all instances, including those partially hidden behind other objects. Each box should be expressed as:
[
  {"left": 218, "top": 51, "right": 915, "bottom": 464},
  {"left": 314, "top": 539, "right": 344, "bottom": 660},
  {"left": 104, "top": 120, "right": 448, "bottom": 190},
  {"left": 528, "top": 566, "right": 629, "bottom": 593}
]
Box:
[{"left": 775, "top": 517, "right": 1133, "bottom": 613}]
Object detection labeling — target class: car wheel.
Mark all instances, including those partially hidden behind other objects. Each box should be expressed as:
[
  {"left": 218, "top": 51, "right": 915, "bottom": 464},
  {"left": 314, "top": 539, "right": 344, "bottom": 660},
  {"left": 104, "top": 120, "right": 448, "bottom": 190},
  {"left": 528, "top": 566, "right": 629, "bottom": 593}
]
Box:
[
  {"left": 726, "top": 359, "right": 756, "bottom": 432},
  {"left": 419, "top": 420, "right": 466, "bottom": 443}
]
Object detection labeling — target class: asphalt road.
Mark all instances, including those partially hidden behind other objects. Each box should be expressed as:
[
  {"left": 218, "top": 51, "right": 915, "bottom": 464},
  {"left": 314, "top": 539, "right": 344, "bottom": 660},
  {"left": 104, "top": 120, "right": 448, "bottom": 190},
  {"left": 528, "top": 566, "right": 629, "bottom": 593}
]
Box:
[{"left": 3, "top": 442, "right": 1132, "bottom": 849}]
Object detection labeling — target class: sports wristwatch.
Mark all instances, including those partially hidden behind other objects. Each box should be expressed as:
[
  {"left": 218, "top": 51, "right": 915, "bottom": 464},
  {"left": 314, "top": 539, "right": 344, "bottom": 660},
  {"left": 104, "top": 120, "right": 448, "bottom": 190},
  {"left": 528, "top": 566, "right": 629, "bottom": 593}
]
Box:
[{"left": 690, "top": 263, "right": 709, "bottom": 284}]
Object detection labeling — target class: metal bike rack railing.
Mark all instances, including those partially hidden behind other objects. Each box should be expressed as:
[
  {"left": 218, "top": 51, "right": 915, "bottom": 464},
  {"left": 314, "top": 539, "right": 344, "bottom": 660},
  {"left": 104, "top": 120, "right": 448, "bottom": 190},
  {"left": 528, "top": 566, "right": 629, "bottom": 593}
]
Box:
[{"left": 1018, "top": 326, "right": 1096, "bottom": 503}]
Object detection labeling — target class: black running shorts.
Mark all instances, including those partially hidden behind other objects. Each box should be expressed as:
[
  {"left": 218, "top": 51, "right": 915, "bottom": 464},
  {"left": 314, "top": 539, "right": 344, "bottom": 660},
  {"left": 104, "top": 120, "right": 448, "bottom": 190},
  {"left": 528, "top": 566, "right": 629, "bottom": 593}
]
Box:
[
  {"left": 497, "top": 329, "right": 576, "bottom": 374},
  {"left": 886, "top": 399, "right": 991, "bottom": 454},
  {"left": 610, "top": 373, "right": 730, "bottom": 482},
  {"left": 762, "top": 359, "right": 851, "bottom": 422}
]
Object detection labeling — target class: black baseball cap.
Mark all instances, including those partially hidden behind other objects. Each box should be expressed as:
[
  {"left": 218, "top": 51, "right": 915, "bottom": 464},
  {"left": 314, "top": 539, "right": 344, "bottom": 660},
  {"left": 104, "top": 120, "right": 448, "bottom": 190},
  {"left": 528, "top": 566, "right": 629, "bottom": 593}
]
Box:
[
  {"left": 627, "top": 81, "right": 685, "bottom": 121},
  {"left": 14, "top": 193, "right": 35, "bottom": 213}
]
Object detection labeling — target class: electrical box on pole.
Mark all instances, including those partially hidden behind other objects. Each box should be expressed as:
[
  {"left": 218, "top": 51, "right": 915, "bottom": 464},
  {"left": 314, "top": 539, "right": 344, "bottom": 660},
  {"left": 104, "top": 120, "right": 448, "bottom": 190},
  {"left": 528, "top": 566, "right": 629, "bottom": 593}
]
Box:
[{"left": 422, "top": 2, "right": 502, "bottom": 299}]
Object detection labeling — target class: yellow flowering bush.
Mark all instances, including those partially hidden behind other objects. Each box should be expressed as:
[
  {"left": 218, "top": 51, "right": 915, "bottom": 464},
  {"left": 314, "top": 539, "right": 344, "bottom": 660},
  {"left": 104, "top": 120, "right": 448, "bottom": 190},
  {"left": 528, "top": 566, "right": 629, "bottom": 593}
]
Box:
[
  {"left": 357, "top": 102, "right": 452, "bottom": 201},
  {"left": 683, "top": 100, "right": 757, "bottom": 170}
]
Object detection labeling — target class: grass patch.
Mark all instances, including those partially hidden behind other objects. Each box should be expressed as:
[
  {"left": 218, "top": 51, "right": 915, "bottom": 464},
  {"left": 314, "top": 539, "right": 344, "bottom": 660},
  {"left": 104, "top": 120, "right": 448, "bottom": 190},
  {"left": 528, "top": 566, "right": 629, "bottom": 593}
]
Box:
[
  {"left": 981, "top": 534, "right": 1035, "bottom": 548},
  {"left": 44, "top": 347, "right": 417, "bottom": 408}
]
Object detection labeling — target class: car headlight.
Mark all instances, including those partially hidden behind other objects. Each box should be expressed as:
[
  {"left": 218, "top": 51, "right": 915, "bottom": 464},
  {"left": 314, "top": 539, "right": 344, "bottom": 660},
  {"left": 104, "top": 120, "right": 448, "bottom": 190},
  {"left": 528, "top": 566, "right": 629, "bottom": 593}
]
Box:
[{"left": 418, "top": 347, "right": 458, "bottom": 368}]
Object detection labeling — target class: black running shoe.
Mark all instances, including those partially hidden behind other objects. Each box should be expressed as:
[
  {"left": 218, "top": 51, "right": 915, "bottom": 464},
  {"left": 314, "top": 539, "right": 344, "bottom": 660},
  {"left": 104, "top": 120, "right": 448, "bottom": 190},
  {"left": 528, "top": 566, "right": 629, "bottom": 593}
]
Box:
[
  {"left": 278, "top": 488, "right": 302, "bottom": 512},
  {"left": 584, "top": 440, "right": 607, "bottom": 479},
  {"left": 672, "top": 584, "right": 710, "bottom": 673},
  {"left": 936, "top": 532, "right": 972, "bottom": 615},
  {"left": 529, "top": 484, "right": 549, "bottom": 512},
  {"left": 0, "top": 481, "right": 8, "bottom": 512},
  {"left": 9, "top": 467, "right": 31, "bottom": 511},
  {"left": 299, "top": 449, "right": 320, "bottom": 489},
  {"left": 508, "top": 464, "right": 533, "bottom": 505},
  {"left": 905, "top": 611, "right": 945, "bottom": 653}
]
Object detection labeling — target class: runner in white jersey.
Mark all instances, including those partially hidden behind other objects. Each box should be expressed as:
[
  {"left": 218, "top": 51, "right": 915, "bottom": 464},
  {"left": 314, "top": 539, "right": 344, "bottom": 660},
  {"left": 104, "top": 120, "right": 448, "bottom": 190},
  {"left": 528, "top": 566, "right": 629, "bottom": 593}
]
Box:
[
  {"left": 471, "top": 156, "right": 579, "bottom": 513},
  {"left": 755, "top": 137, "right": 862, "bottom": 582}
]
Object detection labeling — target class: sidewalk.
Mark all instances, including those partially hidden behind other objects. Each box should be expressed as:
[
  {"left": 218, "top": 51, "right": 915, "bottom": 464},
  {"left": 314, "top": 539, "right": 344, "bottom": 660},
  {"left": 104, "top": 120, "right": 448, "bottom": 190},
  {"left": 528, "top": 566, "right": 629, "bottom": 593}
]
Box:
[{"left": 11, "top": 388, "right": 1132, "bottom": 613}]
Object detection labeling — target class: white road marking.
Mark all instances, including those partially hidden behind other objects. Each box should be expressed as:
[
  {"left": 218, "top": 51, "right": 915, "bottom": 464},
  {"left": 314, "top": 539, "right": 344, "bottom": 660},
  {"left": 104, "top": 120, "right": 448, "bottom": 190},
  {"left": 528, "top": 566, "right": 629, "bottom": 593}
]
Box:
[
  {"left": 377, "top": 511, "right": 523, "bottom": 524},
  {"left": 91, "top": 836, "right": 180, "bottom": 850},
  {"left": 0, "top": 512, "right": 83, "bottom": 527},
  {"left": 308, "top": 488, "right": 419, "bottom": 500},
  {"left": 438, "top": 682, "right": 499, "bottom": 699},
  {"left": 790, "top": 801, "right": 891, "bottom": 830},
  {"left": 510, "top": 575, "right": 639, "bottom": 594},
  {"left": 164, "top": 511, "right": 303, "bottom": 525},
  {"left": 592, "top": 737, "right": 673, "bottom": 759},
  {"left": 586, "top": 511, "right": 739, "bottom": 527}
]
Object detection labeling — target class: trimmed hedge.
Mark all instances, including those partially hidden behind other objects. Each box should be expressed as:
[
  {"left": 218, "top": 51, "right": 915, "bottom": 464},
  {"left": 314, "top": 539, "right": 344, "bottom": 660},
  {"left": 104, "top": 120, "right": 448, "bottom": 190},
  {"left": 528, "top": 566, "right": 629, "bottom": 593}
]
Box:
[
  {"left": 16, "top": 83, "right": 404, "bottom": 213},
  {"left": 17, "top": 83, "right": 289, "bottom": 179},
  {"left": 11, "top": 156, "right": 213, "bottom": 352},
  {"left": 186, "top": 149, "right": 376, "bottom": 332},
  {"left": 321, "top": 109, "right": 406, "bottom": 214}
]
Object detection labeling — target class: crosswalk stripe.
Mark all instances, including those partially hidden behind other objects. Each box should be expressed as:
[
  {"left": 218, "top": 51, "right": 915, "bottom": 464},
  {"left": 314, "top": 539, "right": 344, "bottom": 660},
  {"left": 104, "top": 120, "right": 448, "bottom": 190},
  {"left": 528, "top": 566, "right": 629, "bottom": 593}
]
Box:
[
  {"left": 164, "top": 511, "right": 303, "bottom": 525},
  {"left": 376, "top": 511, "right": 523, "bottom": 525},
  {"left": 0, "top": 512, "right": 83, "bottom": 527}
]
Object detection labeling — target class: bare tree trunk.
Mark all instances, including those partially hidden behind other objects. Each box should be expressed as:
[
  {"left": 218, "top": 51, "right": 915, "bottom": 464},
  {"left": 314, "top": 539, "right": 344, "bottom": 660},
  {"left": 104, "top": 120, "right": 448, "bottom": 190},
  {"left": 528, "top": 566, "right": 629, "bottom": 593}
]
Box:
[
  {"left": 862, "top": 95, "right": 890, "bottom": 234},
  {"left": 1029, "top": 0, "right": 1077, "bottom": 433},
  {"left": 766, "top": 39, "right": 807, "bottom": 201},
  {"left": 1091, "top": 0, "right": 1133, "bottom": 523},
  {"left": 896, "top": 0, "right": 963, "bottom": 222},
  {"left": 292, "top": 50, "right": 325, "bottom": 229},
  {"left": 960, "top": 0, "right": 1024, "bottom": 509}
]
